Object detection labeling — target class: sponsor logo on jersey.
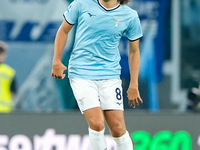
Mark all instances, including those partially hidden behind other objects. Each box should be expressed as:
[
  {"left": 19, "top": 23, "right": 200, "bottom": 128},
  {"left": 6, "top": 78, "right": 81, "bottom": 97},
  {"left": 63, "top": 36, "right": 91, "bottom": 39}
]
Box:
[
  {"left": 88, "top": 13, "right": 96, "bottom": 17},
  {"left": 116, "top": 102, "right": 123, "bottom": 106}
]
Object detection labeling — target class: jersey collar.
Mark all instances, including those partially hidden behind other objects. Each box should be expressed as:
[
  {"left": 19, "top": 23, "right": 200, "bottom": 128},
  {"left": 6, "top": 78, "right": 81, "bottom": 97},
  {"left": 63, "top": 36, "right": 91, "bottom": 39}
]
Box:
[{"left": 97, "top": 0, "right": 120, "bottom": 11}]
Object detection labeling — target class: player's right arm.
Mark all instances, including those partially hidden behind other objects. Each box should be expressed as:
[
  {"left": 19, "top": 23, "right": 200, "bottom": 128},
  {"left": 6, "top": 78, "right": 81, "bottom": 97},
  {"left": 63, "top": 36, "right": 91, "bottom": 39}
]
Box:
[{"left": 51, "top": 20, "right": 73, "bottom": 79}]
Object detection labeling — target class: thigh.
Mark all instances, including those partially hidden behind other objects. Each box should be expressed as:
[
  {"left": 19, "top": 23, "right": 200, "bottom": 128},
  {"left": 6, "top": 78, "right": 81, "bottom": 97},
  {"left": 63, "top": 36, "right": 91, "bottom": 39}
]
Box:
[
  {"left": 84, "top": 107, "right": 105, "bottom": 131},
  {"left": 69, "top": 78, "right": 100, "bottom": 113},
  {"left": 104, "top": 110, "right": 126, "bottom": 137}
]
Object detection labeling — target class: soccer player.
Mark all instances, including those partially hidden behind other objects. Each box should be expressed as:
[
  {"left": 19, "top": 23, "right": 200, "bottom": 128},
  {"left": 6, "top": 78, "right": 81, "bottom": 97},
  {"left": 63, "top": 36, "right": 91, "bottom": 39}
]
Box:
[{"left": 51, "top": 0, "right": 143, "bottom": 149}]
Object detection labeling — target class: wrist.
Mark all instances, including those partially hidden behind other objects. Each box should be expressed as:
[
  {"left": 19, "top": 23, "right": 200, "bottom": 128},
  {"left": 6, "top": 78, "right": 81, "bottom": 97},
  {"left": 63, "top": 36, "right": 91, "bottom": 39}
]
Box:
[
  {"left": 129, "top": 78, "right": 138, "bottom": 86},
  {"left": 129, "top": 82, "right": 138, "bottom": 89},
  {"left": 52, "top": 58, "right": 62, "bottom": 64},
  {"left": 128, "top": 86, "right": 138, "bottom": 90}
]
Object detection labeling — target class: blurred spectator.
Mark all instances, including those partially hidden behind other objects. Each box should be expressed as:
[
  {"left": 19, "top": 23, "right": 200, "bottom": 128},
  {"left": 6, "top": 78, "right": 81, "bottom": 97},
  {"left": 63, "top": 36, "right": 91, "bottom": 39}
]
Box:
[
  {"left": 0, "top": 41, "right": 17, "bottom": 113},
  {"left": 187, "top": 85, "right": 200, "bottom": 112}
]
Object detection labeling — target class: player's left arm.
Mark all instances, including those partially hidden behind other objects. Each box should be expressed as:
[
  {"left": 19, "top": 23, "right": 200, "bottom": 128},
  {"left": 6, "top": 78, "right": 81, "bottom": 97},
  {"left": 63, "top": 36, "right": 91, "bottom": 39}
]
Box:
[{"left": 127, "top": 39, "right": 143, "bottom": 108}]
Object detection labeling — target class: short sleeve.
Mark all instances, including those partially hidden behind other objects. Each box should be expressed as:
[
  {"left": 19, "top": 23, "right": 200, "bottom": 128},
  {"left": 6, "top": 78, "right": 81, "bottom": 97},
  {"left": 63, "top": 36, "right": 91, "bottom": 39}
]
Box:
[
  {"left": 63, "top": 0, "right": 80, "bottom": 25},
  {"left": 125, "top": 12, "right": 143, "bottom": 41}
]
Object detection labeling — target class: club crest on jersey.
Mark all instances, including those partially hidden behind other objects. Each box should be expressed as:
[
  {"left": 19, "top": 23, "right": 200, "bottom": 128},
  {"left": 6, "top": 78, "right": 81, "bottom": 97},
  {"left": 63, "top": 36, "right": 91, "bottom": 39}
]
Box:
[
  {"left": 78, "top": 98, "right": 84, "bottom": 106},
  {"left": 113, "top": 17, "right": 123, "bottom": 27},
  {"left": 67, "top": 4, "right": 73, "bottom": 13}
]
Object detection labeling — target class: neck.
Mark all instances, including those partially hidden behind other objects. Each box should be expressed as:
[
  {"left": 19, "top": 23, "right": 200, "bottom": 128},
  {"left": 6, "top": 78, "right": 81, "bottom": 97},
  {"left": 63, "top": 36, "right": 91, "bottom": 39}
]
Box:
[{"left": 99, "top": 0, "right": 119, "bottom": 9}]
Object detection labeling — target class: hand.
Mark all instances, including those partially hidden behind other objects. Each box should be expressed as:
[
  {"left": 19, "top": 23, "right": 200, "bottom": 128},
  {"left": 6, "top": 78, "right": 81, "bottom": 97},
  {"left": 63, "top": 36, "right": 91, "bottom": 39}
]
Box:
[
  {"left": 127, "top": 87, "right": 143, "bottom": 108},
  {"left": 51, "top": 61, "right": 67, "bottom": 79}
]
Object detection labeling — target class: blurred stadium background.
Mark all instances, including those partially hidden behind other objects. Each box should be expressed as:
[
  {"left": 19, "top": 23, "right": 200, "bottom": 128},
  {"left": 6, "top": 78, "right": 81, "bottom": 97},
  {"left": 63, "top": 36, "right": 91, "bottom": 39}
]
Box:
[{"left": 0, "top": 0, "right": 200, "bottom": 149}]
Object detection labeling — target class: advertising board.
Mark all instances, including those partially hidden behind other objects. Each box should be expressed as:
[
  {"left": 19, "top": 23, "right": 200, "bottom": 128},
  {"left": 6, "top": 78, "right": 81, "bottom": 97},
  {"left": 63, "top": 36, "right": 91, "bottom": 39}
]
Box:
[{"left": 0, "top": 112, "right": 200, "bottom": 149}]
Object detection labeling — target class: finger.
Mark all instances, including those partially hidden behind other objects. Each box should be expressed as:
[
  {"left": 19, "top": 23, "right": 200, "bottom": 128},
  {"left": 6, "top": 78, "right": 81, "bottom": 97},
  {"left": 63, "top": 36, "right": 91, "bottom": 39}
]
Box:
[
  {"left": 135, "top": 98, "right": 139, "bottom": 106},
  {"left": 138, "top": 97, "right": 143, "bottom": 103},
  {"left": 132, "top": 100, "right": 136, "bottom": 108},
  {"left": 129, "top": 100, "right": 136, "bottom": 108},
  {"left": 54, "top": 74, "right": 65, "bottom": 80},
  {"left": 57, "top": 76, "right": 62, "bottom": 79},
  {"left": 58, "top": 76, "right": 63, "bottom": 79},
  {"left": 55, "top": 75, "right": 60, "bottom": 79},
  {"left": 128, "top": 100, "right": 132, "bottom": 107},
  {"left": 52, "top": 73, "right": 55, "bottom": 77},
  {"left": 61, "top": 74, "right": 66, "bottom": 79},
  {"left": 55, "top": 74, "right": 65, "bottom": 80}
]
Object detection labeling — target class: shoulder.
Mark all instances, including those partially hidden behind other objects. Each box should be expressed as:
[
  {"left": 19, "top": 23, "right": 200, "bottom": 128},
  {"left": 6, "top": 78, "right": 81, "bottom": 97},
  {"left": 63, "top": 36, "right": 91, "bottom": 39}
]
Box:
[
  {"left": 5, "top": 64, "right": 15, "bottom": 73},
  {"left": 75, "top": 0, "right": 95, "bottom": 5},
  {"left": 72, "top": 0, "right": 96, "bottom": 10},
  {"left": 120, "top": 5, "right": 139, "bottom": 18},
  {"left": 1, "top": 64, "right": 13, "bottom": 69},
  {"left": 0, "top": 64, "right": 15, "bottom": 74}
]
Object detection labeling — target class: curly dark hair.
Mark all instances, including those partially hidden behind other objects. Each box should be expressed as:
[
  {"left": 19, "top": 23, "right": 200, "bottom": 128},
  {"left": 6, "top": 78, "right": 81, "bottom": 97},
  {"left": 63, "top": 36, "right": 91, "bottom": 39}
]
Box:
[{"left": 118, "top": 0, "right": 131, "bottom": 4}]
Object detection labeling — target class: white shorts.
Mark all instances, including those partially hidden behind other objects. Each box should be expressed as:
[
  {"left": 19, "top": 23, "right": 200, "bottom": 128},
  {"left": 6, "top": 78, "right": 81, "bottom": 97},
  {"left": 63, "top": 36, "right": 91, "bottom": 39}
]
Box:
[{"left": 69, "top": 78, "right": 124, "bottom": 114}]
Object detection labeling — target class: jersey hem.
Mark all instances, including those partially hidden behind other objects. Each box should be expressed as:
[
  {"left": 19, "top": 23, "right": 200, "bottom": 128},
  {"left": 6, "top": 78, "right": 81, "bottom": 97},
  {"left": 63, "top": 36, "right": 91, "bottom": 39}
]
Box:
[{"left": 68, "top": 74, "right": 120, "bottom": 80}]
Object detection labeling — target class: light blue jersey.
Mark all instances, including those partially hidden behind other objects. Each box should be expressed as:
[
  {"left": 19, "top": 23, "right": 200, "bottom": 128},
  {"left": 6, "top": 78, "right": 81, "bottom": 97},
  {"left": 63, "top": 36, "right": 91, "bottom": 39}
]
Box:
[{"left": 63, "top": 0, "right": 143, "bottom": 80}]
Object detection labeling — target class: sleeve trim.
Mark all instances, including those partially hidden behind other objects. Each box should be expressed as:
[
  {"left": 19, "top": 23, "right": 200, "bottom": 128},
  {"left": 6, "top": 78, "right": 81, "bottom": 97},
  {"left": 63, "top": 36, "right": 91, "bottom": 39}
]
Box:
[
  {"left": 128, "top": 36, "right": 143, "bottom": 42},
  {"left": 63, "top": 14, "right": 75, "bottom": 25}
]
